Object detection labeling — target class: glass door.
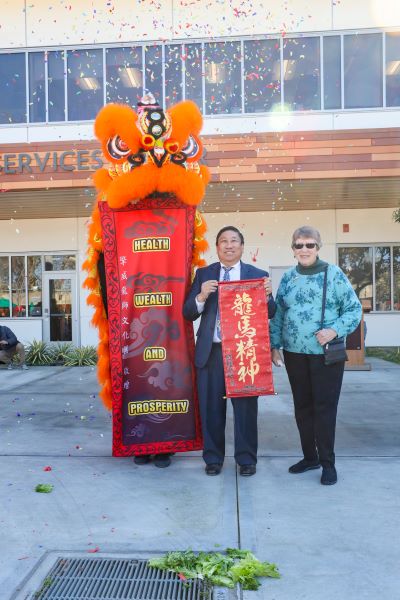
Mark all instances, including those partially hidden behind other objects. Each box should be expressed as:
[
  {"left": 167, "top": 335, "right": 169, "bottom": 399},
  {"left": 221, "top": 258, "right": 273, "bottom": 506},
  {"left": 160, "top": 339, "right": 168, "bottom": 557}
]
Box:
[{"left": 43, "top": 273, "right": 77, "bottom": 344}]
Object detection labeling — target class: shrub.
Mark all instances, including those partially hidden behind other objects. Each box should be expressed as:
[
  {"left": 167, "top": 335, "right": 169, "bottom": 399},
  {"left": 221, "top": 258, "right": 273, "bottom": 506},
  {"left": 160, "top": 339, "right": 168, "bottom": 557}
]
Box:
[
  {"left": 63, "top": 345, "right": 98, "bottom": 366},
  {"left": 49, "top": 342, "right": 73, "bottom": 364},
  {"left": 25, "top": 340, "right": 52, "bottom": 366}
]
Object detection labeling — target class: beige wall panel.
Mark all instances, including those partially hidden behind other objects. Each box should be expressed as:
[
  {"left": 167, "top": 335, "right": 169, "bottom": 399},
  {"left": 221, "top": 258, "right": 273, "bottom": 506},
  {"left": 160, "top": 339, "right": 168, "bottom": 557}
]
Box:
[
  {"left": 0, "top": 0, "right": 26, "bottom": 48},
  {"left": 333, "top": 0, "right": 400, "bottom": 29},
  {"left": 174, "top": 0, "right": 332, "bottom": 38},
  {"left": 0, "top": 217, "right": 78, "bottom": 252},
  {"left": 336, "top": 208, "right": 400, "bottom": 243},
  {"left": 26, "top": 0, "right": 173, "bottom": 46}
]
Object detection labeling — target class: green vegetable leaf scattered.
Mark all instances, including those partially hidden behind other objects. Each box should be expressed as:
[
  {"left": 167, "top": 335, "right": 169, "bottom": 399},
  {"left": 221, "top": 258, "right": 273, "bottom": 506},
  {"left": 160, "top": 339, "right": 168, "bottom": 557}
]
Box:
[
  {"left": 35, "top": 483, "right": 54, "bottom": 493},
  {"left": 148, "top": 548, "right": 280, "bottom": 591}
]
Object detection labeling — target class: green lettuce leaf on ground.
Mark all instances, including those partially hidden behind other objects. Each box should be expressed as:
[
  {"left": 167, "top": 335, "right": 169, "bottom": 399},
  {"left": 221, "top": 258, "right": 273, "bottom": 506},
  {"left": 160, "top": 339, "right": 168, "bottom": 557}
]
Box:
[{"left": 148, "top": 548, "right": 280, "bottom": 591}]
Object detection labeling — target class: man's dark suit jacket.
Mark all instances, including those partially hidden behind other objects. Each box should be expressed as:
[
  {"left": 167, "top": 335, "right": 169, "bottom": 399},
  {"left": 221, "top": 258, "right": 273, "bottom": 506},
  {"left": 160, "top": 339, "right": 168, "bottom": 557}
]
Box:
[
  {"left": 183, "top": 261, "right": 277, "bottom": 369},
  {"left": 0, "top": 325, "right": 18, "bottom": 348}
]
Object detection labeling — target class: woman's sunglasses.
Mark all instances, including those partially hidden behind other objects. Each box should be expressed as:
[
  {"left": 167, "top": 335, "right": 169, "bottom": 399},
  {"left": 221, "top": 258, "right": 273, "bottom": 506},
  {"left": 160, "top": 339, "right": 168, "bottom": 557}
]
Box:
[{"left": 293, "top": 243, "right": 318, "bottom": 250}]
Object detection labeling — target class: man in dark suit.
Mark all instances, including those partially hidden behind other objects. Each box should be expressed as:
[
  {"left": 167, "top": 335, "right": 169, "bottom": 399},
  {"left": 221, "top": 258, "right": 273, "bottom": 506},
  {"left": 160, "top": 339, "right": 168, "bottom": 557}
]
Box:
[{"left": 183, "top": 226, "right": 276, "bottom": 477}]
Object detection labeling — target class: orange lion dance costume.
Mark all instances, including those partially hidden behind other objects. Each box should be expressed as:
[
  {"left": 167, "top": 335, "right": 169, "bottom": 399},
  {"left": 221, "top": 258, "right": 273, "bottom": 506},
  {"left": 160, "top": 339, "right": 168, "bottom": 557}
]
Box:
[{"left": 83, "top": 94, "right": 209, "bottom": 456}]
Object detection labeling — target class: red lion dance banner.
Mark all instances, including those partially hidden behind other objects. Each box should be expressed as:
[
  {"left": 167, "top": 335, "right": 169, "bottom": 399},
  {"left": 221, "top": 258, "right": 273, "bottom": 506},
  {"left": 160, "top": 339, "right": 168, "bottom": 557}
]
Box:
[
  {"left": 219, "top": 279, "right": 274, "bottom": 397},
  {"left": 83, "top": 94, "right": 210, "bottom": 456}
]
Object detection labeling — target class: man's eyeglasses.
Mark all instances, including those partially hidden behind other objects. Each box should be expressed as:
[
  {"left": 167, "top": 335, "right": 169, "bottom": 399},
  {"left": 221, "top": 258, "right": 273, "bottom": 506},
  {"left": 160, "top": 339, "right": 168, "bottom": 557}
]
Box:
[{"left": 293, "top": 243, "right": 318, "bottom": 250}]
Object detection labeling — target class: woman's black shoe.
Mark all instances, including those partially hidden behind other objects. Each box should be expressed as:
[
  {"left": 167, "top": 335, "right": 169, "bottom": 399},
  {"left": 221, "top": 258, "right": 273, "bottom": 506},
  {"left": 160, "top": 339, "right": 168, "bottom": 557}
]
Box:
[{"left": 321, "top": 466, "right": 337, "bottom": 485}]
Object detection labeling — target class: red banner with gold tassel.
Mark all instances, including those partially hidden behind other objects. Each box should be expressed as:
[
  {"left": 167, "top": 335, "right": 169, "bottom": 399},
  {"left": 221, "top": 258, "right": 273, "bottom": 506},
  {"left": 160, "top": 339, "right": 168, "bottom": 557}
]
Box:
[
  {"left": 219, "top": 278, "right": 274, "bottom": 397},
  {"left": 99, "top": 197, "right": 202, "bottom": 456}
]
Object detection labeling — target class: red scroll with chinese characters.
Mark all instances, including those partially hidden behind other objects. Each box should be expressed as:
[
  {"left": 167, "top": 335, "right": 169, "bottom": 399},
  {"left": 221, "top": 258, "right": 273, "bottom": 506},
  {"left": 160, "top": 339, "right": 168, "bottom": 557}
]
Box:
[
  {"left": 99, "top": 197, "right": 202, "bottom": 457},
  {"left": 219, "top": 278, "right": 274, "bottom": 397}
]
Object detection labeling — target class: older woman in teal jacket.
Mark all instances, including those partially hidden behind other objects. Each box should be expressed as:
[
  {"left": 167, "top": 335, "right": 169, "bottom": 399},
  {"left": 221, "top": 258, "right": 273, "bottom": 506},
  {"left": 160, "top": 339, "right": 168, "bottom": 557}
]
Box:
[{"left": 270, "top": 226, "right": 361, "bottom": 486}]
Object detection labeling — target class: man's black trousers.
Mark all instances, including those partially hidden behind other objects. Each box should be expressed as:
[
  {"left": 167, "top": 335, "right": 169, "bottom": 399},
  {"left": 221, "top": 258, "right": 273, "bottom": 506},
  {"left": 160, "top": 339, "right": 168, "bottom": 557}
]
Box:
[
  {"left": 197, "top": 343, "right": 258, "bottom": 466},
  {"left": 283, "top": 350, "right": 345, "bottom": 468}
]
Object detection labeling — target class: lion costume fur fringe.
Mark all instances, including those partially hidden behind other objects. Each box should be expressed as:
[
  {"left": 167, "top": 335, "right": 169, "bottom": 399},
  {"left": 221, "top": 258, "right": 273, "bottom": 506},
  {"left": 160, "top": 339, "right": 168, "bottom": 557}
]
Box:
[{"left": 83, "top": 99, "right": 210, "bottom": 409}]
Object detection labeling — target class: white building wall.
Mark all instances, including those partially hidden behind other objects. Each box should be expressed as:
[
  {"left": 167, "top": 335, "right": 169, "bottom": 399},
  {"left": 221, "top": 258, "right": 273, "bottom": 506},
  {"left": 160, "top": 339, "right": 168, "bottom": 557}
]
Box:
[{"left": 2, "top": 0, "right": 400, "bottom": 49}]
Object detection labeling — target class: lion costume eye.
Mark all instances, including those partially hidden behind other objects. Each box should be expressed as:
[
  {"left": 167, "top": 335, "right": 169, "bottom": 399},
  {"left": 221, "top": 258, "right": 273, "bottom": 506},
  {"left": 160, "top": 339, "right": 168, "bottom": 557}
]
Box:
[
  {"left": 107, "top": 135, "right": 131, "bottom": 160},
  {"left": 181, "top": 134, "right": 203, "bottom": 162}
]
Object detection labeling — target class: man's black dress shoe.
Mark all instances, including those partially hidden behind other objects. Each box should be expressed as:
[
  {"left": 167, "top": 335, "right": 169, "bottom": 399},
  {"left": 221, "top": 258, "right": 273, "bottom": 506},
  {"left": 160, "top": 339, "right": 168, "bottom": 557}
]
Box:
[
  {"left": 288, "top": 459, "right": 320, "bottom": 474},
  {"left": 154, "top": 453, "right": 171, "bottom": 468},
  {"left": 205, "top": 463, "right": 222, "bottom": 476},
  {"left": 321, "top": 466, "right": 337, "bottom": 485},
  {"left": 239, "top": 464, "right": 256, "bottom": 476},
  {"left": 134, "top": 455, "right": 151, "bottom": 465}
]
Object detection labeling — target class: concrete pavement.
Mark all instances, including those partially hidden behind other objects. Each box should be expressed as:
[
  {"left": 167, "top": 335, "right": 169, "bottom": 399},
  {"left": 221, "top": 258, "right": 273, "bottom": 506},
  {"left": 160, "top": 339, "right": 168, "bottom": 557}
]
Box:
[{"left": 0, "top": 359, "right": 399, "bottom": 599}]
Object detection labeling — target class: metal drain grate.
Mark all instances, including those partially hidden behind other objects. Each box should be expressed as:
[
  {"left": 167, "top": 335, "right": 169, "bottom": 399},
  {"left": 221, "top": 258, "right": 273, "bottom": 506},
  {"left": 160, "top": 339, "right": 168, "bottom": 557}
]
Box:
[{"left": 31, "top": 557, "right": 212, "bottom": 600}]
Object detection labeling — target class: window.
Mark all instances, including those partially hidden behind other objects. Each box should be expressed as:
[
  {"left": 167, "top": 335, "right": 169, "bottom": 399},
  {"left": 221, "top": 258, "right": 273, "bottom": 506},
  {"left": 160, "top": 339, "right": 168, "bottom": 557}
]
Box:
[
  {"left": 29, "top": 52, "right": 46, "bottom": 123},
  {"left": 44, "top": 255, "right": 76, "bottom": 271},
  {"left": 0, "top": 257, "right": 10, "bottom": 318},
  {"left": 393, "top": 246, "right": 400, "bottom": 310},
  {"left": 28, "top": 256, "right": 42, "bottom": 317},
  {"left": 2, "top": 30, "right": 400, "bottom": 123},
  {"left": 0, "top": 254, "right": 75, "bottom": 319},
  {"left": 204, "top": 41, "right": 242, "bottom": 114},
  {"left": 48, "top": 50, "right": 66, "bottom": 122},
  {"left": 0, "top": 52, "right": 26, "bottom": 124},
  {"left": 184, "top": 43, "right": 202, "bottom": 110},
  {"left": 244, "top": 39, "right": 281, "bottom": 113},
  {"left": 67, "top": 49, "right": 103, "bottom": 121},
  {"left": 165, "top": 44, "right": 183, "bottom": 108},
  {"left": 106, "top": 47, "right": 143, "bottom": 106},
  {"left": 11, "top": 256, "right": 26, "bottom": 318},
  {"left": 145, "top": 45, "right": 163, "bottom": 106},
  {"left": 283, "top": 37, "right": 321, "bottom": 111},
  {"left": 344, "top": 33, "right": 383, "bottom": 108},
  {"left": 338, "top": 246, "right": 400, "bottom": 312},
  {"left": 386, "top": 32, "right": 400, "bottom": 107},
  {"left": 323, "top": 36, "right": 341, "bottom": 109}
]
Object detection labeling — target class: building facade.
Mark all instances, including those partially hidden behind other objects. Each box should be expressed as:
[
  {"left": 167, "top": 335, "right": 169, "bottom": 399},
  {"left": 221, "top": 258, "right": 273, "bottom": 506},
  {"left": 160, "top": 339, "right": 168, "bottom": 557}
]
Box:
[{"left": 0, "top": 0, "right": 399, "bottom": 347}]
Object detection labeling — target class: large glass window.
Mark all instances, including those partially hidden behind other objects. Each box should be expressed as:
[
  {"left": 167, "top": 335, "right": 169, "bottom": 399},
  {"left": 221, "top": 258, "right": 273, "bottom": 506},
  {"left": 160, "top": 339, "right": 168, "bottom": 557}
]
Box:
[
  {"left": 338, "top": 247, "right": 373, "bottom": 312},
  {"left": 67, "top": 49, "right": 103, "bottom": 121},
  {"left": 3, "top": 31, "right": 400, "bottom": 123},
  {"left": 0, "top": 52, "right": 26, "bottom": 124},
  {"left": 0, "top": 258, "right": 10, "bottom": 318},
  {"left": 164, "top": 44, "right": 183, "bottom": 108},
  {"left": 28, "top": 256, "right": 42, "bottom": 317},
  {"left": 48, "top": 50, "right": 66, "bottom": 122},
  {"left": 339, "top": 246, "right": 399, "bottom": 312},
  {"left": 386, "top": 33, "right": 400, "bottom": 107},
  {"left": 0, "top": 254, "right": 76, "bottom": 319},
  {"left": 44, "top": 255, "right": 76, "bottom": 271},
  {"left": 375, "top": 247, "right": 391, "bottom": 311},
  {"left": 323, "top": 36, "right": 341, "bottom": 109},
  {"left": 28, "top": 52, "right": 46, "bottom": 123},
  {"left": 184, "top": 43, "right": 202, "bottom": 109},
  {"left": 145, "top": 45, "right": 163, "bottom": 106},
  {"left": 106, "top": 47, "right": 142, "bottom": 106},
  {"left": 204, "top": 41, "right": 242, "bottom": 114},
  {"left": 244, "top": 39, "right": 281, "bottom": 113},
  {"left": 344, "top": 33, "right": 382, "bottom": 108},
  {"left": 394, "top": 247, "right": 400, "bottom": 311},
  {"left": 283, "top": 37, "right": 320, "bottom": 111},
  {"left": 11, "top": 256, "right": 26, "bottom": 318}
]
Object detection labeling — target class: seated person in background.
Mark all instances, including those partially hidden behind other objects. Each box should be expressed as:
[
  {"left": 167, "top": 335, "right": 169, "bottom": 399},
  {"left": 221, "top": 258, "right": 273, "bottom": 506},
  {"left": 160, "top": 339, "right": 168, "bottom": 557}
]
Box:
[{"left": 0, "top": 325, "right": 28, "bottom": 370}]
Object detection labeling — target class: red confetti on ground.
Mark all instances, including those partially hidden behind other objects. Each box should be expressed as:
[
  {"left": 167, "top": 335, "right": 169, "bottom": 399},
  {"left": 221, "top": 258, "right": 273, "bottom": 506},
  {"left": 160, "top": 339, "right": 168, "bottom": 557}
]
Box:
[
  {"left": 87, "top": 546, "right": 100, "bottom": 553},
  {"left": 43, "top": 466, "right": 52, "bottom": 471},
  {"left": 178, "top": 573, "right": 187, "bottom": 581}
]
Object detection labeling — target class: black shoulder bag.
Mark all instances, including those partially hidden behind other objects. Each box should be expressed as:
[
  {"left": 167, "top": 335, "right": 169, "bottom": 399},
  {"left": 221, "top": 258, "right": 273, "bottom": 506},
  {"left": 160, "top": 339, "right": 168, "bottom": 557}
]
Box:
[{"left": 321, "top": 266, "right": 348, "bottom": 366}]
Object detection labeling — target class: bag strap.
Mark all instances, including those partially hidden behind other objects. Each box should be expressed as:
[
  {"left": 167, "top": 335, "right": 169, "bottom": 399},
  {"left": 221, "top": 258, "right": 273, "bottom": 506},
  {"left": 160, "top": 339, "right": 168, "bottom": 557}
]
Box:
[{"left": 320, "top": 266, "right": 329, "bottom": 329}]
